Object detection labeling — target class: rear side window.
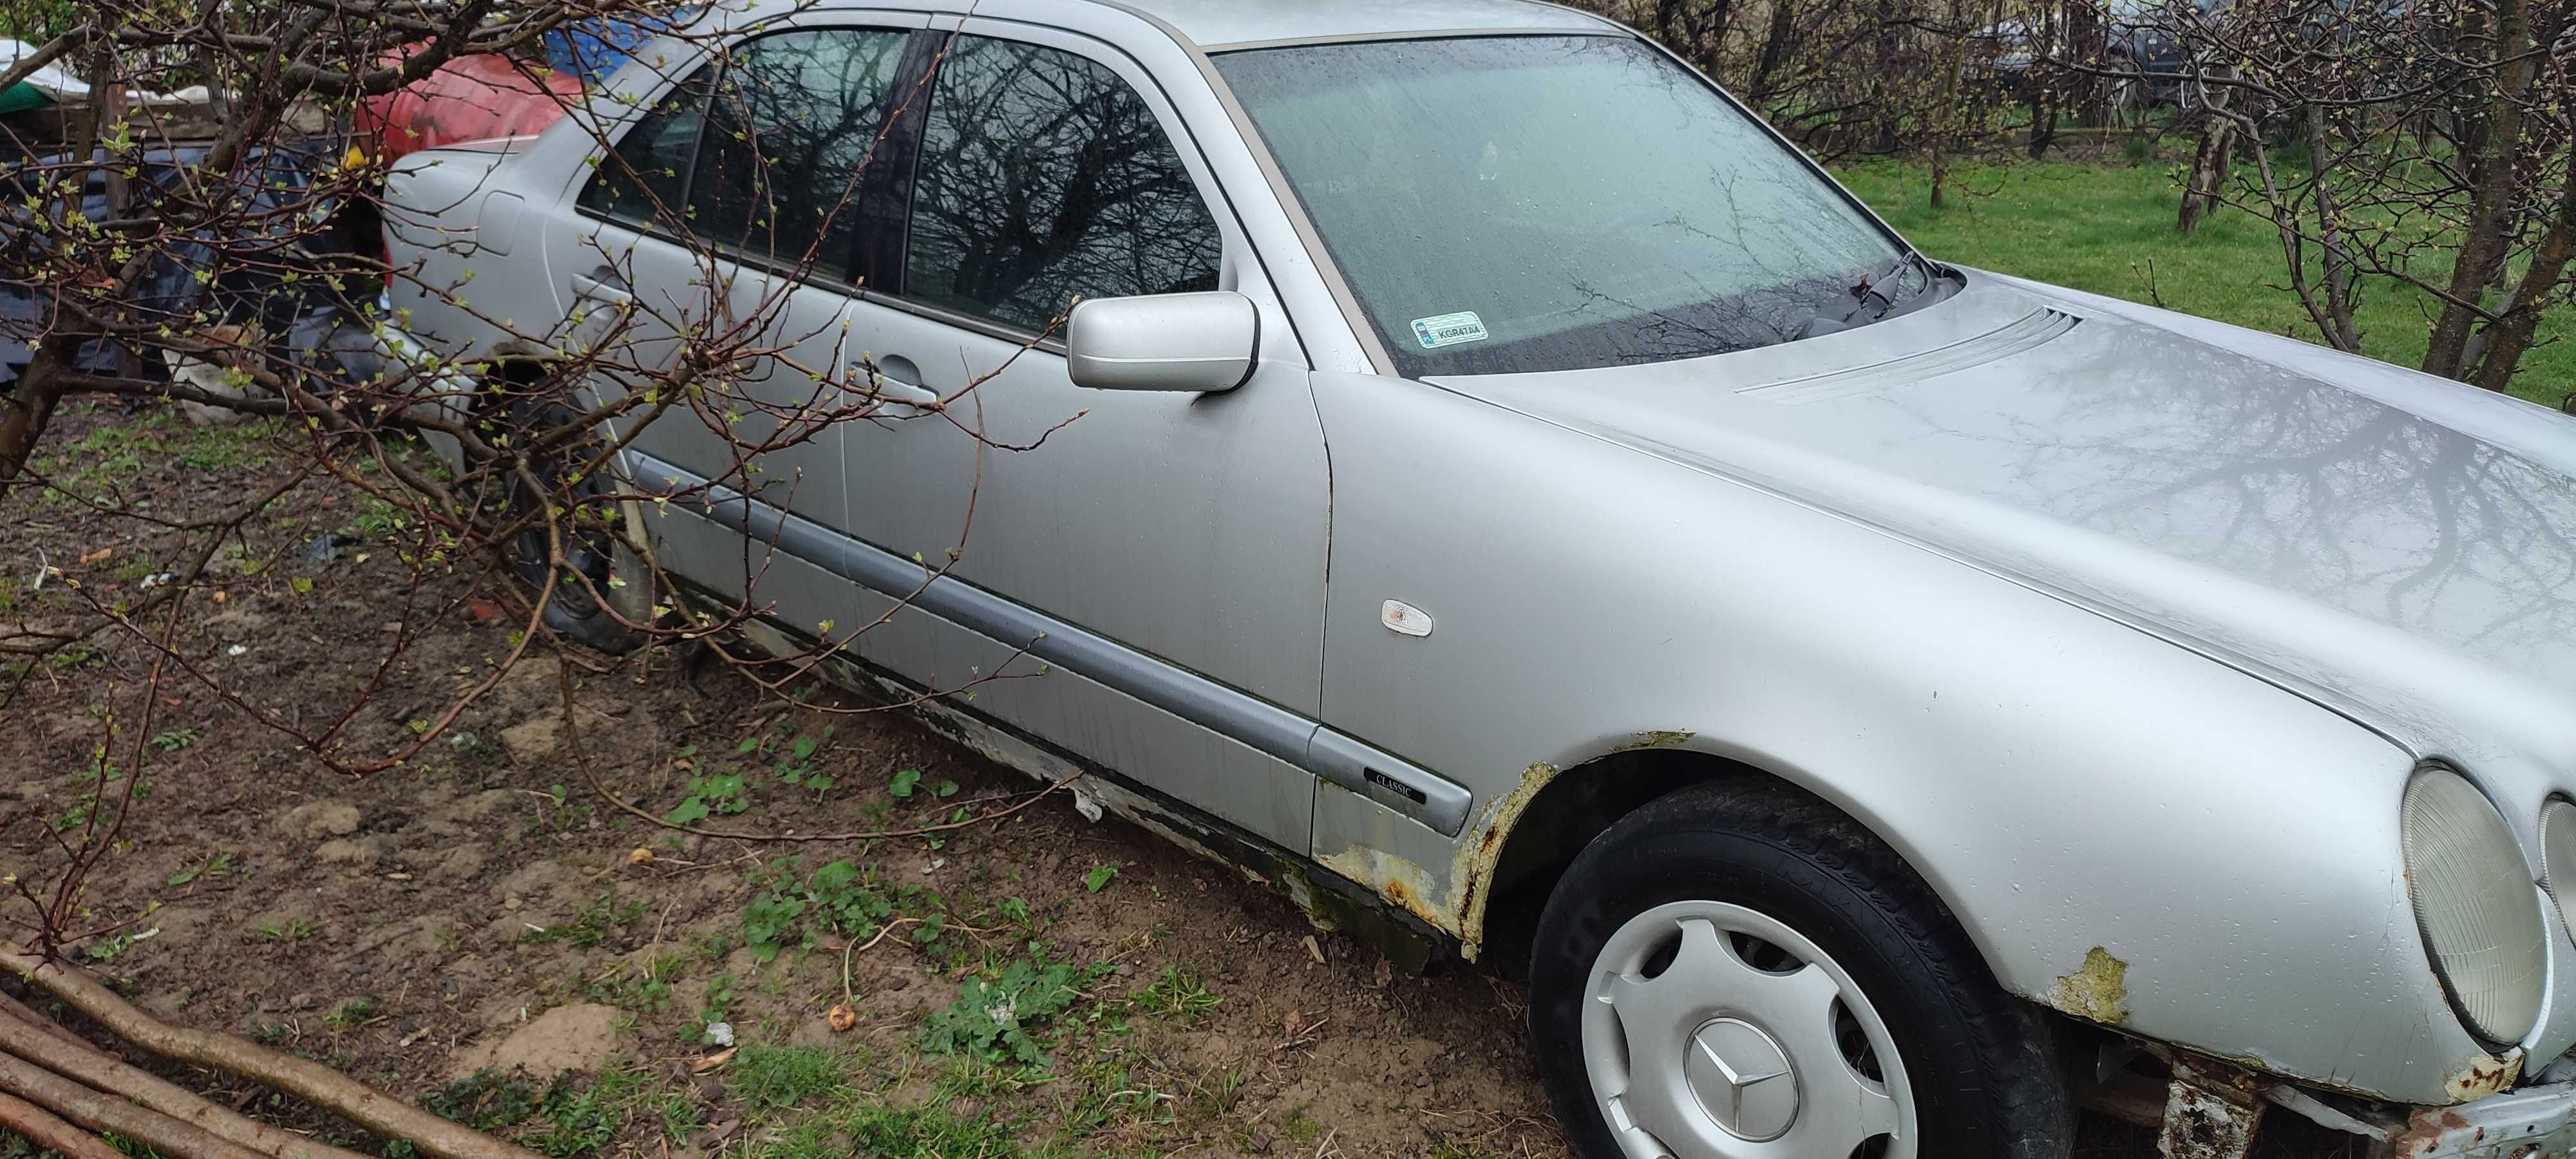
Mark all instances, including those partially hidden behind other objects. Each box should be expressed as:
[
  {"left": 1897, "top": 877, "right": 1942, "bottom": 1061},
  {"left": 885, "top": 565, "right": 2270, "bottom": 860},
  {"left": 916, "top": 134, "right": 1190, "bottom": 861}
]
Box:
[
  {"left": 578, "top": 66, "right": 714, "bottom": 225},
  {"left": 689, "top": 28, "right": 914, "bottom": 278},
  {"left": 902, "top": 35, "right": 1220, "bottom": 332}
]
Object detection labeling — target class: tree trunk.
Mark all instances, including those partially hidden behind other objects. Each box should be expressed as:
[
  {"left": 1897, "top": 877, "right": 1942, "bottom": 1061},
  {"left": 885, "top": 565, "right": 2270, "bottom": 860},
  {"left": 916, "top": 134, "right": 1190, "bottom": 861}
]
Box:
[
  {"left": 0, "top": 1008, "right": 372, "bottom": 1159},
  {"left": 2068, "top": 0, "right": 2108, "bottom": 124},
  {"left": 1748, "top": 0, "right": 1799, "bottom": 106},
  {"left": 2423, "top": 0, "right": 2533, "bottom": 378},
  {"left": 2177, "top": 71, "right": 2237, "bottom": 234},
  {"left": 2304, "top": 106, "right": 2362, "bottom": 352},
  {"left": 2469, "top": 156, "right": 2576, "bottom": 391},
  {"left": 1928, "top": 0, "right": 1973, "bottom": 208},
  {"left": 0, "top": 1091, "right": 127, "bottom": 1159},
  {"left": 1871, "top": 0, "right": 1902, "bottom": 155},
  {"left": 0, "top": 949, "right": 545, "bottom": 1159},
  {"left": 0, "top": 340, "right": 75, "bottom": 485},
  {"left": 5, "top": 39, "right": 114, "bottom": 487},
  {"left": 2177, "top": 117, "right": 2233, "bottom": 232},
  {"left": 0, "top": 1051, "right": 272, "bottom": 1159}
]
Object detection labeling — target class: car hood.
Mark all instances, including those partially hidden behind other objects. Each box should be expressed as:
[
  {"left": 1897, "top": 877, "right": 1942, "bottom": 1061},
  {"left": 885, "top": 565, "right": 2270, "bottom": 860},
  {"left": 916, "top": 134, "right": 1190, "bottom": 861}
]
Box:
[{"left": 1429, "top": 272, "right": 2576, "bottom": 775}]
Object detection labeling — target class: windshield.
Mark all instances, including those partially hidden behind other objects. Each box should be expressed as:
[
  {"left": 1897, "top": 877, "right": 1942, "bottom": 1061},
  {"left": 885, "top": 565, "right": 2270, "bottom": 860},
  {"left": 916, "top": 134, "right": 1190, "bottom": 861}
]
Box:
[{"left": 1215, "top": 35, "right": 1920, "bottom": 377}]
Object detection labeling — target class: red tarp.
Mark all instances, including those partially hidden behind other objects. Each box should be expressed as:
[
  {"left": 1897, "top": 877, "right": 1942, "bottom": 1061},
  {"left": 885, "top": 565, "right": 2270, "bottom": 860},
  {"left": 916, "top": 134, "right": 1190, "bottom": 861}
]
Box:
[{"left": 357, "top": 53, "right": 582, "bottom": 162}]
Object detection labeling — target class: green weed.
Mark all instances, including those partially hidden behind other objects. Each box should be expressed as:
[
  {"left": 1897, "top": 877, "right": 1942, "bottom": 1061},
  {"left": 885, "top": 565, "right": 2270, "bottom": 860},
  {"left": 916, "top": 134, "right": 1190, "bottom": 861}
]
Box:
[
  {"left": 422, "top": 1067, "right": 679, "bottom": 1158},
  {"left": 168, "top": 852, "right": 235, "bottom": 886},
  {"left": 696, "top": 973, "right": 734, "bottom": 1044},
  {"left": 666, "top": 754, "right": 748, "bottom": 824},
  {"left": 420, "top": 1069, "right": 562, "bottom": 1131},
  {"left": 256, "top": 917, "right": 324, "bottom": 941},
  {"left": 526, "top": 891, "right": 641, "bottom": 949},
  {"left": 1132, "top": 965, "right": 1220, "bottom": 1022},
  {"left": 741, "top": 858, "right": 951, "bottom": 965},
  {"left": 765, "top": 728, "right": 837, "bottom": 796},
  {"left": 886, "top": 766, "right": 957, "bottom": 801},
  {"left": 324, "top": 996, "right": 379, "bottom": 1028},
  {"left": 81, "top": 930, "right": 144, "bottom": 963},
  {"left": 920, "top": 945, "right": 1108, "bottom": 1068}
]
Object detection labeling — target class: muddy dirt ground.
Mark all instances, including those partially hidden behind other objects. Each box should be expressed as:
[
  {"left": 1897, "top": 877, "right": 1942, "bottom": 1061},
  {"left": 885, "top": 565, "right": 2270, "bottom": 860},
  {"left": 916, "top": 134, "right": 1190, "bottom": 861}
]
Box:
[{"left": 0, "top": 402, "right": 2365, "bottom": 1158}]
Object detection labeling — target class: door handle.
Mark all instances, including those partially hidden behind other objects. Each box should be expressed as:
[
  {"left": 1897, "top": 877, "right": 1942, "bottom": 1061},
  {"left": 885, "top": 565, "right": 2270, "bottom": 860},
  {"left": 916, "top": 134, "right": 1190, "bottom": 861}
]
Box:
[
  {"left": 855, "top": 353, "right": 940, "bottom": 410},
  {"left": 570, "top": 265, "right": 632, "bottom": 302}
]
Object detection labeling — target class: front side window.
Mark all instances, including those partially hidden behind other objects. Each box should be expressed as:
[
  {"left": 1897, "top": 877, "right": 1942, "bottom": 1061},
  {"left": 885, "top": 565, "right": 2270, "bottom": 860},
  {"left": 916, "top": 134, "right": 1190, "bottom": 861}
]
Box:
[
  {"left": 903, "top": 35, "right": 1222, "bottom": 332},
  {"left": 1216, "top": 35, "right": 1924, "bottom": 377},
  {"left": 690, "top": 28, "right": 914, "bottom": 278}
]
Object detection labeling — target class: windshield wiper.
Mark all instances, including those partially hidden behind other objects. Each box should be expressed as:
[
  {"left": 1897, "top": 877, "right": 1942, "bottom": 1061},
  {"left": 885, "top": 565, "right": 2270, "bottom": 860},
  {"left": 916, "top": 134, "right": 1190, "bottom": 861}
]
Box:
[{"left": 1794, "top": 253, "right": 1931, "bottom": 339}]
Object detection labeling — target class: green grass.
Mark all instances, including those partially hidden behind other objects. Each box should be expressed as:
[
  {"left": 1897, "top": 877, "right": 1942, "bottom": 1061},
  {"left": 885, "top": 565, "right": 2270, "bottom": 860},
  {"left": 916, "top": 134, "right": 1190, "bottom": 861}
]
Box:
[
  {"left": 420, "top": 1066, "right": 699, "bottom": 1158},
  {"left": 524, "top": 891, "right": 641, "bottom": 950},
  {"left": 734, "top": 1044, "right": 855, "bottom": 1109},
  {"left": 27, "top": 404, "right": 274, "bottom": 504},
  {"left": 1833, "top": 158, "right": 2575, "bottom": 408},
  {"left": 744, "top": 1102, "right": 1057, "bottom": 1159},
  {"left": 1132, "top": 965, "right": 1220, "bottom": 1022}
]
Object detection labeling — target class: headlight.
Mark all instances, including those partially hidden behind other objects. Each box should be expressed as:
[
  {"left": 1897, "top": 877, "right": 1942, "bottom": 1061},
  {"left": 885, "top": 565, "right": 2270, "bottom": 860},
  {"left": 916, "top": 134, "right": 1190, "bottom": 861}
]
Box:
[
  {"left": 2541, "top": 798, "right": 2576, "bottom": 939},
  {"left": 2403, "top": 769, "right": 2546, "bottom": 1044}
]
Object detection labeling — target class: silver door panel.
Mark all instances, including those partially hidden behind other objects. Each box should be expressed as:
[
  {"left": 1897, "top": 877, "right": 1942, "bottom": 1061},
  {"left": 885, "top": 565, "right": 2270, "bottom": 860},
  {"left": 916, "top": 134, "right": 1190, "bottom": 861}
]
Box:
[
  {"left": 836, "top": 17, "right": 1325, "bottom": 716},
  {"left": 723, "top": 269, "right": 858, "bottom": 529},
  {"left": 636, "top": 454, "right": 1464, "bottom": 836},
  {"left": 638, "top": 489, "right": 1320, "bottom": 845},
  {"left": 636, "top": 479, "right": 856, "bottom": 650},
  {"left": 828, "top": 17, "right": 1334, "bottom": 849}
]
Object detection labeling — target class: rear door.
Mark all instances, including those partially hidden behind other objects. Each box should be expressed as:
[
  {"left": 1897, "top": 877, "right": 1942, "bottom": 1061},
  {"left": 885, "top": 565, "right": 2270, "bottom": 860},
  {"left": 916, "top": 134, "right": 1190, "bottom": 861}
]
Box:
[
  {"left": 687, "top": 23, "right": 920, "bottom": 530},
  {"left": 544, "top": 57, "right": 727, "bottom": 490},
  {"left": 540, "top": 15, "right": 925, "bottom": 531}
]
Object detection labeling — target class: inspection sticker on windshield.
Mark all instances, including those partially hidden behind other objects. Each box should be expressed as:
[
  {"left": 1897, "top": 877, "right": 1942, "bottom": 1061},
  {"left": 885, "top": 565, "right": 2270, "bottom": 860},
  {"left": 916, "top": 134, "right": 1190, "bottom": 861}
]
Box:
[{"left": 1410, "top": 311, "right": 1489, "bottom": 349}]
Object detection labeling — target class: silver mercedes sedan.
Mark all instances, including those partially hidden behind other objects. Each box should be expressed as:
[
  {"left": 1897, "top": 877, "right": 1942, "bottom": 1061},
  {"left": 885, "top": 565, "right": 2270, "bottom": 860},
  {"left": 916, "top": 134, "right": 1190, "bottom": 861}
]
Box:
[{"left": 383, "top": 1, "right": 2576, "bottom": 1156}]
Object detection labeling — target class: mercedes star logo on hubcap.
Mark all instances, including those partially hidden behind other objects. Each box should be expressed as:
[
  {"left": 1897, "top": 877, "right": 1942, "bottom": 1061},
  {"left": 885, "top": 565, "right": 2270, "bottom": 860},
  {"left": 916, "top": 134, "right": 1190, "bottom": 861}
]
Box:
[{"left": 1684, "top": 1017, "right": 1800, "bottom": 1141}]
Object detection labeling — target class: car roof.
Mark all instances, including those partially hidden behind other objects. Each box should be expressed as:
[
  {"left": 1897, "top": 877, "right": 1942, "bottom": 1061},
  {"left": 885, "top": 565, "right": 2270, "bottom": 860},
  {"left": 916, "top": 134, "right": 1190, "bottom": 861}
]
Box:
[{"left": 1094, "top": 0, "right": 1617, "bottom": 51}]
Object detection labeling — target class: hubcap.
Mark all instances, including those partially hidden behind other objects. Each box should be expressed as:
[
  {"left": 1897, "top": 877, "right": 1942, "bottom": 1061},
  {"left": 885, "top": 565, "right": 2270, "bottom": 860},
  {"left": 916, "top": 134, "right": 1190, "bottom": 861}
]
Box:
[
  {"left": 1685, "top": 1018, "right": 1797, "bottom": 1140},
  {"left": 1581, "top": 900, "right": 1915, "bottom": 1158}
]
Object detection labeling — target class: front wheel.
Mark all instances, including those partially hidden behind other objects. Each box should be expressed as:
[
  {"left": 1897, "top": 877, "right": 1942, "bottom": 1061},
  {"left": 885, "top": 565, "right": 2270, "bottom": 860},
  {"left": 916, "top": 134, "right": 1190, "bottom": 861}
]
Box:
[{"left": 1528, "top": 780, "right": 2072, "bottom": 1159}]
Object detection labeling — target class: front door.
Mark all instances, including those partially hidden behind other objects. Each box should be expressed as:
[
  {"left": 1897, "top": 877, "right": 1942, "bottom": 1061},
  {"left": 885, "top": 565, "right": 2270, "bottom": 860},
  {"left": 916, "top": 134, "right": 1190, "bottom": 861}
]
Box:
[{"left": 831, "top": 24, "right": 1331, "bottom": 849}]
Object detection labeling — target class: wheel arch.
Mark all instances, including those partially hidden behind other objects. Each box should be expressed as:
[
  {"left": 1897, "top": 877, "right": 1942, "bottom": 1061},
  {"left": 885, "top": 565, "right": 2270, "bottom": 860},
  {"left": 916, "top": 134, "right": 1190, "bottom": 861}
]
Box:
[
  {"left": 412, "top": 341, "right": 560, "bottom": 472},
  {"left": 455, "top": 345, "right": 661, "bottom": 651},
  {"left": 1462, "top": 738, "right": 2000, "bottom": 987}
]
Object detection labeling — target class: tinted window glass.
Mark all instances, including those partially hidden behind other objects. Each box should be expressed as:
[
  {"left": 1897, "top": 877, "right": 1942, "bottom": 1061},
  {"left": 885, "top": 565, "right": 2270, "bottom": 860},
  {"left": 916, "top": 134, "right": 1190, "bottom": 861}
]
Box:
[
  {"left": 1217, "top": 36, "right": 1916, "bottom": 376},
  {"left": 578, "top": 66, "right": 714, "bottom": 225},
  {"left": 690, "top": 28, "right": 912, "bottom": 277},
  {"left": 904, "top": 36, "right": 1220, "bottom": 331}
]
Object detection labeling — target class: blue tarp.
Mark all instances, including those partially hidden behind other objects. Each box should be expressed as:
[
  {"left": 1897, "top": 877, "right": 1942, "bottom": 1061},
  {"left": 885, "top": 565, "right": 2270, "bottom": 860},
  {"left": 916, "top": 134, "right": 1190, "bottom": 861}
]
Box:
[{"left": 541, "top": 14, "right": 684, "bottom": 84}]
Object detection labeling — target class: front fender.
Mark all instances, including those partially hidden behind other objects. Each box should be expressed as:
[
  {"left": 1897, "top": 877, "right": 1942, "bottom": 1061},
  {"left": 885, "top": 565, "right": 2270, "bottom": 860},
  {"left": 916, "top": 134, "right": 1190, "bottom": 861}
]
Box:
[{"left": 1309, "top": 371, "right": 2494, "bottom": 1105}]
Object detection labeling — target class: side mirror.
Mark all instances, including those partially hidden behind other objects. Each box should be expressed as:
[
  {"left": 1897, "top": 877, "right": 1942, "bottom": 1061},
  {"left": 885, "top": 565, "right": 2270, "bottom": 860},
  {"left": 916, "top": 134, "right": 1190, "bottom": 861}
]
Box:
[{"left": 1065, "top": 290, "right": 1258, "bottom": 392}]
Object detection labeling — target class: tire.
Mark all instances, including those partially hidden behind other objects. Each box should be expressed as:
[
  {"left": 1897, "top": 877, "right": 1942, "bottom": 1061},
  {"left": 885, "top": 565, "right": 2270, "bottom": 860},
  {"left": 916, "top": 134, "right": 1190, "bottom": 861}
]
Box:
[
  {"left": 1529, "top": 778, "right": 2072, "bottom": 1159},
  {"left": 493, "top": 397, "right": 651, "bottom": 655}
]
